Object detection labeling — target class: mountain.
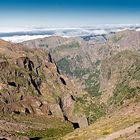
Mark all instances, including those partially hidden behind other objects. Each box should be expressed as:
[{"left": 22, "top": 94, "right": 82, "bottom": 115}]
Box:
[
  {"left": 0, "top": 29, "right": 140, "bottom": 140},
  {"left": 22, "top": 30, "right": 140, "bottom": 139},
  {"left": 0, "top": 39, "right": 91, "bottom": 139},
  {"left": 63, "top": 50, "right": 140, "bottom": 140},
  {"left": 22, "top": 30, "right": 140, "bottom": 96}
]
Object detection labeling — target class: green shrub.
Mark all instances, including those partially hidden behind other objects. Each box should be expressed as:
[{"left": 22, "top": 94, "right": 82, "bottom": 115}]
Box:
[
  {"left": 18, "top": 123, "right": 73, "bottom": 140},
  {"left": 57, "top": 57, "right": 72, "bottom": 75},
  {"left": 59, "top": 42, "right": 80, "bottom": 50},
  {"left": 85, "top": 70, "right": 100, "bottom": 96},
  {"left": 108, "top": 83, "right": 140, "bottom": 106}
]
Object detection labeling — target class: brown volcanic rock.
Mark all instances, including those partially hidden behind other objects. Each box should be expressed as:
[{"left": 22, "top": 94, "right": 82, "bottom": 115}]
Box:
[{"left": 0, "top": 39, "right": 88, "bottom": 137}]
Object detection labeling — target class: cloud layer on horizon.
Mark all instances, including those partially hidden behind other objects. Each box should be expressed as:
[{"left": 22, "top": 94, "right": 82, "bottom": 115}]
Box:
[{"left": 0, "top": 24, "right": 140, "bottom": 43}]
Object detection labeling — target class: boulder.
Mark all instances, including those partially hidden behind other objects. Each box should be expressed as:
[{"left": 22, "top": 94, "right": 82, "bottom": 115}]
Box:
[{"left": 49, "top": 104, "right": 63, "bottom": 118}]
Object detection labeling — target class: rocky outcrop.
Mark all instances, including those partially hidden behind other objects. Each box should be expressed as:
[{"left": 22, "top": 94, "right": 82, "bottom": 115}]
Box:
[{"left": 0, "top": 40, "right": 89, "bottom": 137}]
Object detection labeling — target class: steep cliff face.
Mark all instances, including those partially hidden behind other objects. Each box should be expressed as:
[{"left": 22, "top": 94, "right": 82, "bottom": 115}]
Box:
[{"left": 0, "top": 40, "right": 89, "bottom": 139}]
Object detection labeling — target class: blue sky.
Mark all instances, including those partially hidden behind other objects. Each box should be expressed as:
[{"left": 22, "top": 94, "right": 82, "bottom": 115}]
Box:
[{"left": 0, "top": 0, "right": 140, "bottom": 27}]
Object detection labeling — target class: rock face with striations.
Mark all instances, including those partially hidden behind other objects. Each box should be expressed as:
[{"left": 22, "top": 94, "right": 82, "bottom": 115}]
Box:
[{"left": 0, "top": 39, "right": 89, "bottom": 139}]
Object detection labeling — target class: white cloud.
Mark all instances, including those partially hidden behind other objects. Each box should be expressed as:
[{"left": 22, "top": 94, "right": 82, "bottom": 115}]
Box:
[
  {"left": 1, "top": 35, "right": 50, "bottom": 43},
  {"left": 1, "top": 24, "right": 140, "bottom": 43}
]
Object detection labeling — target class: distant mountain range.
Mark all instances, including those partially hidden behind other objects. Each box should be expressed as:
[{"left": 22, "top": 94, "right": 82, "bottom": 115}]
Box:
[{"left": 0, "top": 24, "right": 140, "bottom": 42}]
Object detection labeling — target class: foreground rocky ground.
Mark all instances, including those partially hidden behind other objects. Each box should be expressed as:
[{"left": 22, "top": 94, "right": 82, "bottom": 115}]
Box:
[{"left": 0, "top": 39, "right": 89, "bottom": 139}]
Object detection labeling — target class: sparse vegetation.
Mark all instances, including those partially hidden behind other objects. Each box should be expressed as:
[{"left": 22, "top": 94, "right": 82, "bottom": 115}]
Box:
[
  {"left": 112, "top": 34, "right": 124, "bottom": 42},
  {"left": 107, "top": 67, "right": 111, "bottom": 80},
  {"left": 58, "top": 42, "right": 80, "bottom": 50},
  {"left": 85, "top": 69, "right": 101, "bottom": 96},
  {"left": 18, "top": 123, "right": 73, "bottom": 140},
  {"left": 108, "top": 83, "right": 140, "bottom": 106},
  {"left": 39, "top": 44, "right": 48, "bottom": 48},
  {"left": 128, "top": 61, "right": 140, "bottom": 80},
  {"left": 57, "top": 57, "right": 72, "bottom": 75},
  {"left": 74, "top": 95, "right": 107, "bottom": 124}
]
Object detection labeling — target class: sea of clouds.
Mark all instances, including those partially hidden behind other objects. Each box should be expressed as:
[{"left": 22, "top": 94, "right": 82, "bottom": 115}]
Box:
[{"left": 0, "top": 24, "right": 140, "bottom": 43}]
